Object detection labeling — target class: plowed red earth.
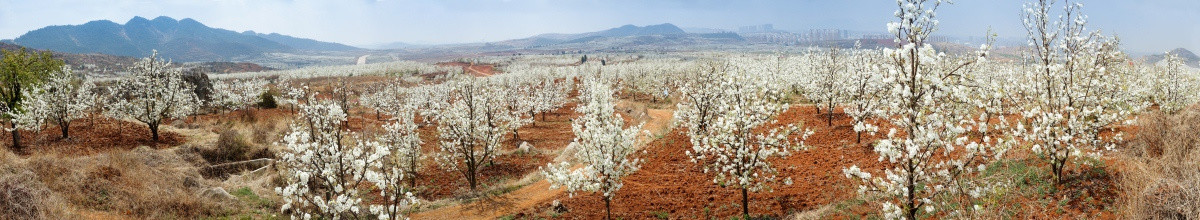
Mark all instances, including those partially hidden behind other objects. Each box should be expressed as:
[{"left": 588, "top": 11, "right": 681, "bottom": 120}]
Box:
[
  {"left": 416, "top": 102, "right": 580, "bottom": 200},
  {"left": 513, "top": 105, "right": 889, "bottom": 219},
  {"left": 4, "top": 116, "right": 184, "bottom": 156},
  {"left": 509, "top": 104, "right": 1125, "bottom": 219}
]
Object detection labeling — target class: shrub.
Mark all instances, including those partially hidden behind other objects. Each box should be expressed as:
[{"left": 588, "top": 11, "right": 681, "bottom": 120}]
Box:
[
  {"left": 201, "top": 130, "right": 266, "bottom": 164},
  {"left": 182, "top": 68, "right": 213, "bottom": 105},
  {"left": 257, "top": 89, "right": 278, "bottom": 109}
]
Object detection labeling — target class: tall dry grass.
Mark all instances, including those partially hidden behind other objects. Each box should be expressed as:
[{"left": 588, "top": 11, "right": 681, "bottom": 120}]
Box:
[
  {"left": 0, "top": 146, "right": 234, "bottom": 219},
  {"left": 0, "top": 168, "right": 71, "bottom": 220},
  {"left": 1119, "top": 106, "right": 1200, "bottom": 219}
]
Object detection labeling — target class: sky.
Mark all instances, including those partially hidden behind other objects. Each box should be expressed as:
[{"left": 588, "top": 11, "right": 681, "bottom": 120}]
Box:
[{"left": 0, "top": 0, "right": 1196, "bottom": 54}]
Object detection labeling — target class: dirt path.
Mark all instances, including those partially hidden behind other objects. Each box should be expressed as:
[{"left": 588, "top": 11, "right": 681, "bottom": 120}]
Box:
[
  {"left": 644, "top": 109, "right": 674, "bottom": 137},
  {"left": 410, "top": 180, "right": 564, "bottom": 220},
  {"left": 436, "top": 62, "right": 496, "bottom": 77},
  {"left": 466, "top": 64, "right": 494, "bottom": 77},
  {"left": 356, "top": 55, "right": 370, "bottom": 65}
]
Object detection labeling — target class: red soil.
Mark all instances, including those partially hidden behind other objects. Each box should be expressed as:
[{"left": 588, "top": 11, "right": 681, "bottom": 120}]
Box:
[
  {"left": 510, "top": 104, "right": 1126, "bottom": 219},
  {"left": 6, "top": 116, "right": 185, "bottom": 157},
  {"left": 513, "top": 105, "right": 889, "bottom": 219},
  {"left": 414, "top": 102, "right": 580, "bottom": 200},
  {"left": 438, "top": 62, "right": 499, "bottom": 77}
]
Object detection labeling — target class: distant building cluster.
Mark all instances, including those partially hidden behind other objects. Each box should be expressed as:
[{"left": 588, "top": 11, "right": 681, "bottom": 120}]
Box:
[
  {"left": 800, "top": 29, "right": 848, "bottom": 42},
  {"left": 857, "top": 33, "right": 949, "bottom": 43},
  {"left": 741, "top": 32, "right": 802, "bottom": 44},
  {"left": 738, "top": 24, "right": 775, "bottom": 33},
  {"left": 735, "top": 25, "right": 967, "bottom": 46}
]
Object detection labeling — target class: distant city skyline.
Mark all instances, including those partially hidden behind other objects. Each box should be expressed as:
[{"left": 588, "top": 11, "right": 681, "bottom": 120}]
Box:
[{"left": 0, "top": 0, "right": 1196, "bottom": 54}]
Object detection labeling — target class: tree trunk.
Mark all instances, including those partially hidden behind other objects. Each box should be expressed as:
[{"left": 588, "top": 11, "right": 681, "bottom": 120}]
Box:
[
  {"left": 827, "top": 106, "right": 834, "bottom": 127},
  {"left": 61, "top": 123, "right": 69, "bottom": 139},
  {"left": 856, "top": 131, "right": 862, "bottom": 144},
  {"left": 827, "top": 100, "right": 834, "bottom": 126},
  {"left": 408, "top": 171, "right": 417, "bottom": 188},
  {"left": 149, "top": 123, "right": 160, "bottom": 142},
  {"left": 1053, "top": 161, "right": 1064, "bottom": 185},
  {"left": 605, "top": 197, "right": 612, "bottom": 220},
  {"left": 742, "top": 187, "right": 750, "bottom": 219},
  {"left": 9, "top": 123, "right": 21, "bottom": 153},
  {"left": 467, "top": 168, "right": 478, "bottom": 191}
]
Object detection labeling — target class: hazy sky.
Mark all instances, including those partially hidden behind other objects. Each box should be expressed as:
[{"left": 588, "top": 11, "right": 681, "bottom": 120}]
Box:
[{"left": 0, "top": 0, "right": 1196, "bottom": 53}]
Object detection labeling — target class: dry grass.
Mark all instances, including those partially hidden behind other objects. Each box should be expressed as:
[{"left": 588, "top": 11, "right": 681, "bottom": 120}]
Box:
[
  {"left": 5, "top": 146, "right": 235, "bottom": 219},
  {"left": 0, "top": 167, "right": 72, "bottom": 220},
  {"left": 1119, "top": 106, "right": 1200, "bottom": 219}
]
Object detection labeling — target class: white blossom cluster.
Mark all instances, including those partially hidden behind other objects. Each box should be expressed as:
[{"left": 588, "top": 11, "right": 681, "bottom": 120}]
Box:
[
  {"left": 796, "top": 47, "right": 850, "bottom": 125},
  {"left": 275, "top": 99, "right": 415, "bottom": 220},
  {"left": 841, "top": 44, "right": 889, "bottom": 143},
  {"left": 541, "top": 74, "right": 645, "bottom": 215},
  {"left": 609, "top": 58, "right": 697, "bottom": 102},
  {"left": 105, "top": 50, "right": 199, "bottom": 141},
  {"left": 685, "top": 60, "right": 809, "bottom": 191},
  {"left": 369, "top": 109, "right": 423, "bottom": 220},
  {"left": 1146, "top": 53, "right": 1198, "bottom": 113},
  {"left": 527, "top": 74, "right": 573, "bottom": 121},
  {"left": 491, "top": 75, "right": 535, "bottom": 139},
  {"left": 679, "top": 58, "right": 811, "bottom": 217},
  {"left": 274, "top": 75, "right": 307, "bottom": 110},
  {"left": 1015, "top": 0, "right": 1144, "bottom": 183},
  {"left": 210, "top": 77, "right": 268, "bottom": 111},
  {"left": 10, "top": 66, "right": 96, "bottom": 139},
  {"left": 214, "top": 60, "right": 463, "bottom": 80},
  {"left": 407, "top": 84, "right": 451, "bottom": 127},
  {"left": 434, "top": 77, "right": 520, "bottom": 190},
  {"left": 841, "top": 1, "right": 1009, "bottom": 219},
  {"left": 675, "top": 61, "right": 729, "bottom": 139}
]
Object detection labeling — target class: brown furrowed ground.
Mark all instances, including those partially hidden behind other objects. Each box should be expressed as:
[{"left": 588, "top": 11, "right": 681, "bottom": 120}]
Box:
[
  {"left": 503, "top": 104, "right": 1125, "bottom": 219},
  {"left": 510, "top": 105, "right": 889, "bottom": 219},
  {"left": 7, "top": 116, "right": 185, "bottom": 157},
  {"left": 408, "top": 102, "right": 583, "bottom": 219}
]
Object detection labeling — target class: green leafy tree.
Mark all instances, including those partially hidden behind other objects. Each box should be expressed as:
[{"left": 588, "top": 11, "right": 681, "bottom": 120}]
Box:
[{"left": 0, "top": 48, "right": 62, "bottom": 153}]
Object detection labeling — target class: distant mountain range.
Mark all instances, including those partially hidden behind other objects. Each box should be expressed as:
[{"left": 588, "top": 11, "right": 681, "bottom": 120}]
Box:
[
  {"left": 242, "top": 31, "right": 359, "bottom": 51},
  {"left": 361, "top": 42, "right": 421, "bottom": 50},
  {"left": 1145, "top": 48, "right": 1200, "bottom": 68},
  {"left": 10, "top": 16, "right": 358, "bottom": 62},
  {"left": 0, "top": 41, "right": 270, "bottom": 76},
  {"left": 467, "top": 23, "right": 742, "bottom": 51},
  {"left": 533, "top": 23, "right": 687, "bottom": 40}
]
